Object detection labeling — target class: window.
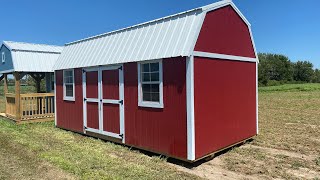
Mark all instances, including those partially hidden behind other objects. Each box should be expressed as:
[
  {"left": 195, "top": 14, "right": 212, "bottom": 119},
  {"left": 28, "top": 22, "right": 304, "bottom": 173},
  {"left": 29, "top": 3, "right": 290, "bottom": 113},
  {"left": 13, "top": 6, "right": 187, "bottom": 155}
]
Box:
[
  {"left": 138, "top": 60, "right": 163, "bottom": 108},
  {"left": 1, "top": 52, "right": 5, "bottom": 63},
  {"left": 63, "top": 69, "right": 75, "bottom": 101}
]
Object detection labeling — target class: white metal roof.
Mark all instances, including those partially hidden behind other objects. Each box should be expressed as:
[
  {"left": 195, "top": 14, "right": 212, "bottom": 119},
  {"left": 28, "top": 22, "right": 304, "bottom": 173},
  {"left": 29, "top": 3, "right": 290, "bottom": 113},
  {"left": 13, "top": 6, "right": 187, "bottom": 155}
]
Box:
[
  {"left": 2, "top": 41, "right": 63, "bottom": 73},
  {"left": 4, "top": 41, "right": 63, "bottom": 54},
  {"left": 54, "top": 0, "right": 249, "bottom": 70}
]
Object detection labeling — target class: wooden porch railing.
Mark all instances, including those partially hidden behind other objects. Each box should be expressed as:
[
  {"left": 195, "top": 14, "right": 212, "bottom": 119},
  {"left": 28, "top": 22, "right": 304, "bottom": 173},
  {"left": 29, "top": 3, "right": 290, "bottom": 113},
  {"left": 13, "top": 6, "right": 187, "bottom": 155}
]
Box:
[
  {"left": 5, "top": 93, "right": 55, "bottom": 121},
  {"left": 5, "top": 93, "right": 16, "bottom": 119}
]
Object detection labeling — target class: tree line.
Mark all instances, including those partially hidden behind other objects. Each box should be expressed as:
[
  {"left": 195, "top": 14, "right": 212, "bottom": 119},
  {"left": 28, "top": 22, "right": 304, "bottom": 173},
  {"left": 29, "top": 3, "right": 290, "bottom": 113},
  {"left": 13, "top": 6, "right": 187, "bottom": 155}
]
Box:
[{"left": 258, "top": 53, "right": 320, "bottom": 86}]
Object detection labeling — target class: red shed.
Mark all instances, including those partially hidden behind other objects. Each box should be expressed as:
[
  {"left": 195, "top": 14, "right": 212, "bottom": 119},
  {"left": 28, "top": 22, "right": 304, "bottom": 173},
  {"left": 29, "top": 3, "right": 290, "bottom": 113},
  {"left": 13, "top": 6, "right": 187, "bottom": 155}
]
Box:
[{"left": 53, "top": 0, "right": 258, "bottom": 162}]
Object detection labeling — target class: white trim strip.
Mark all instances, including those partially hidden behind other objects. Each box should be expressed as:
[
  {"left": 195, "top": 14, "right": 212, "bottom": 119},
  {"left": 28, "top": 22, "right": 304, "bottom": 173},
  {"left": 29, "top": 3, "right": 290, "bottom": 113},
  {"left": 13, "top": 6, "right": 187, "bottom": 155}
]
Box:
[
  {"left": 102, "top": 99, "right": 120, "bottom": 104},
  {"left": 186, "top": 56, "right": 195, "bottom": 161},
  {"left": 86, "top": 128, "right": 122, "bottom": 139},
  {"left": 193, "top": 51, "right": 257, "bottom": 62},
  {"left": 0, "top": 69, "right": 14, "bottom": 74},
  {"left": 256, "top": 62, "right": 259, "bottom": 134},
  {"left": 82, "top": 68, "right": 87, "bottom": 132},
  {"left": 54, "top": 71, "right": 57, "bottom": 126}
]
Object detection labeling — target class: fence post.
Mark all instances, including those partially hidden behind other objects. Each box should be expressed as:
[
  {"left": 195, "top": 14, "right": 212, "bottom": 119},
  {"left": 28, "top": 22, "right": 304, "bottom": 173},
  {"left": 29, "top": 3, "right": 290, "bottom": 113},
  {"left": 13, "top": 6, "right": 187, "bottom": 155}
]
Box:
[{"left": 14, "top": 72, "right": 21, "bottom": 121}]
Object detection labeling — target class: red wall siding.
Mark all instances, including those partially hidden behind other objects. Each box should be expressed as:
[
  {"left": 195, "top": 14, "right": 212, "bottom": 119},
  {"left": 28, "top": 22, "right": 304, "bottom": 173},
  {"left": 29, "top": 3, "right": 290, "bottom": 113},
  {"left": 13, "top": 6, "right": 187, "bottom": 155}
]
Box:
[
  {"left": 195, "top": 6, "right": 256, "bottom": 58},
  {"left": 56, "top": 69, "right": 84, "bottom": 133},
  {"left": 124, "top": 57, "right": 187, "bottom": 159},
  {"left": 194, "top": 57, "right": 257, "bottom": 159}
]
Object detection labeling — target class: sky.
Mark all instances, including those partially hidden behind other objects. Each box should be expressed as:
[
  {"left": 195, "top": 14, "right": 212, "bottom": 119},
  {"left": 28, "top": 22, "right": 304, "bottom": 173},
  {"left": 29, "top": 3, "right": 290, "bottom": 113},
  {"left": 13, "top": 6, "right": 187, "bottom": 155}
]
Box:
[{"left": 0, "top": 0, "right": 319, "bottom": 68}]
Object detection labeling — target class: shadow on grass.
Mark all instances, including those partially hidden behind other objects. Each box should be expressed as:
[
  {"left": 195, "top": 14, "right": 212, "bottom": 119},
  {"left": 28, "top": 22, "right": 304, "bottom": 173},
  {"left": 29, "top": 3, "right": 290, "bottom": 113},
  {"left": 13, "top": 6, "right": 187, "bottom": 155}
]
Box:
[{"left": 57, "top": 125, "right": 255, "bottom": 169}]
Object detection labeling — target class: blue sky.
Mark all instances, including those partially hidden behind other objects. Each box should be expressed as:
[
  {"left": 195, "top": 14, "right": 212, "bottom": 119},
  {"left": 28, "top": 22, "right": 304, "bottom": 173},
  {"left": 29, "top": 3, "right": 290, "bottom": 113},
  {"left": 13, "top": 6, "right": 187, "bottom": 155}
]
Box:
[{"left": 1, "top": 0, "right": 319, "bottom": 68}]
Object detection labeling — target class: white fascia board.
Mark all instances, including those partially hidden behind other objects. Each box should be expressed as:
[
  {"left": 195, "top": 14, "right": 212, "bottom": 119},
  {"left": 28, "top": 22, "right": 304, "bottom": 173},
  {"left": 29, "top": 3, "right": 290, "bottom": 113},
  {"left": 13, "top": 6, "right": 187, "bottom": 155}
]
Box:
[
  {"left": 0, "top": 69, "right": 14, "bottom": 74},
  {"left": 249, "top": 27, "right": 259, "bottom": 63},
  {"left": 193, "top": 51, "right": 257, "bottom": 62}
]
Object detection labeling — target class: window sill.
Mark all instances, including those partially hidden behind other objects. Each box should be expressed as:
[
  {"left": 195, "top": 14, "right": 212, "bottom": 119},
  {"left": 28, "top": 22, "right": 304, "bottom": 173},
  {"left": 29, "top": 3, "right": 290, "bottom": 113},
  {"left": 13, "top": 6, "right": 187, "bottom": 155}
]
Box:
[
  {"left": 138, "top": 101, "right": 164, "bottom": 109},
  {"left": 63, "top": 96, "right": 75, "bottom": 101}
]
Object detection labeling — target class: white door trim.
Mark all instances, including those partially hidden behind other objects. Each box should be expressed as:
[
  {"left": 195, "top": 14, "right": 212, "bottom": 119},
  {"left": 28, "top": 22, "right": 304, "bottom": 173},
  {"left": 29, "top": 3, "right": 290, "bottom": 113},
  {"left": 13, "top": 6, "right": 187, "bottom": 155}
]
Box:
[{"left": 82, "top": 65, "right": 125, "bottom": 143}]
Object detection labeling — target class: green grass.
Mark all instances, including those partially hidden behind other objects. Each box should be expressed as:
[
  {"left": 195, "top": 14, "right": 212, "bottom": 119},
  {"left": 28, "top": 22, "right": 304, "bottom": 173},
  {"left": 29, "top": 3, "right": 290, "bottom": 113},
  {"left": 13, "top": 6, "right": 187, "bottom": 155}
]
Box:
[
  {"left": 0, "top": 120, "right": 201, "bottom": 180},
  {"left": 259, "top": 83, "right": 320, "bottom": 92},
  {"left": 222, "top": 83, "right": 320, "bottom": 179}
]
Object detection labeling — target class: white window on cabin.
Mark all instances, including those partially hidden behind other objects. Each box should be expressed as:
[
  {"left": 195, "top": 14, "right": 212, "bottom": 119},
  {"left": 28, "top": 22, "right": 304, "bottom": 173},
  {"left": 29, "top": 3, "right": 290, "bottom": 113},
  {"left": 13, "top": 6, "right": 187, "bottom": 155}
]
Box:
[
  {"left": 63, "top": 69, "right": 75, "bottom": 101},
  {"left": 138, "top": 59, "right": 163, "bottom": 108},
  {"left": 1, "top": 52, "right": 5, "bottom": 63}
]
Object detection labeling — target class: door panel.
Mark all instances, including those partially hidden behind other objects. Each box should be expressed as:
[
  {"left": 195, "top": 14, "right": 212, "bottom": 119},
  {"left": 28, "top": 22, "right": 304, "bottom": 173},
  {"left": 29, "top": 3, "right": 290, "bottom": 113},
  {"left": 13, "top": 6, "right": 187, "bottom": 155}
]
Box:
[
  {"left": 83, "top": 65, "right": 124, "bottom": 141},
  {"left": 102, "top": 70, "right": 119, "bottom": 99},
  {"left": 103, "top": 104, "right": 120, "bottom": 134},
  {"left": 86, "top": 71, "right": 99, "bottom": 99},
  {"left": 87, "top": 102, "right": 99, "bottom": 129}
]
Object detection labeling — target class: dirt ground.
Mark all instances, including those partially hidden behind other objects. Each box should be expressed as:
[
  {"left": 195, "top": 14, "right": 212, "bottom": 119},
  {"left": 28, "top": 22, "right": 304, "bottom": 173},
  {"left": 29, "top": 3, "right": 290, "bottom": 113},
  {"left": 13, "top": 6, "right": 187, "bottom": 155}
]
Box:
[{"left": 169, "top": 87, "right": 320, "bottom": 180}]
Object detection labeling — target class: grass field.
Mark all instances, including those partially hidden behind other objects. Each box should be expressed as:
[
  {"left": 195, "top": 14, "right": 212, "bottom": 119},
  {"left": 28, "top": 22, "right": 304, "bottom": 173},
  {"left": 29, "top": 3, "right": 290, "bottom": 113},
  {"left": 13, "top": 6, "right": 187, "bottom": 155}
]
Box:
[{"left": 0, "top": 84, "right": 319, "bottom": 179}]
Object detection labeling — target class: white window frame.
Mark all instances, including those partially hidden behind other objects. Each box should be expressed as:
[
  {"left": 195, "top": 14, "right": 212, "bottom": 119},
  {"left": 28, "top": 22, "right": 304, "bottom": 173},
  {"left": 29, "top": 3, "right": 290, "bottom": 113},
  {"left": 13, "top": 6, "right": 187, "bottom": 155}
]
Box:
[
  {"left": 1, "top": 52, "right": 5, "bottom": 63},
  {"left": 138, "top": 59, "right": 164, "bottom": 108},
  {"left": 63, "top": 69, "right": 75, "bottom": 101}
]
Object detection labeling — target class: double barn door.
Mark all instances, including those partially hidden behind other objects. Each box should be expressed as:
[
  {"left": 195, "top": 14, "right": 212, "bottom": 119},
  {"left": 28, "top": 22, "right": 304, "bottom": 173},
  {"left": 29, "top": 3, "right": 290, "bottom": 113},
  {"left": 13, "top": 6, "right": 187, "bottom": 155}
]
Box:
[{"left": 83, "top": 65, "right": 124, "bottom": 141}]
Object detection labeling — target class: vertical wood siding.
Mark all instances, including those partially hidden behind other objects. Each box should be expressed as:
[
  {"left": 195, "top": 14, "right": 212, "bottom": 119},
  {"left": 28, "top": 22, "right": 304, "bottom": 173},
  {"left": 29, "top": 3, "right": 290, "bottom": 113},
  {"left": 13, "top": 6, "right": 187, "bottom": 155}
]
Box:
[
  {"left": 86, "top": 71, "right": 99, "bottom": 98},
  {"left": 56, "top": 69, "right": 84, "bottom": 133},
  {"left": 102, "top": 70, "right": 119, "bottom": 99},
  {"left": 124, "top": 57, "right": 187, "bottom": 159},
  {"left": 194, "top": 57, "right": 257, "bottom": 159},
  {"left": 103, "top": 104, "right": 120, "bottom": 134},
  {"left": 87, "top": 102, "right": 99, "bottom": 129},
  {"left": 195, "top": 6, "right": 256, "bottom": 58}
]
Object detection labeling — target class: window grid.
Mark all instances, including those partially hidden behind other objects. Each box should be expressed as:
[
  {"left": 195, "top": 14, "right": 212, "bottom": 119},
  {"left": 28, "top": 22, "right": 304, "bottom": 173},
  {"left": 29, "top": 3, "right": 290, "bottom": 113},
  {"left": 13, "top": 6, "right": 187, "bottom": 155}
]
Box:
[
  {"left": 63, "top": 70, "right": 75, "bottom": 101},
  {"left": 1, "top": 52, "right": 5, "bottom": 63},
  {"left": 140, "top": 62, "right": 160, "bottom": 102}
]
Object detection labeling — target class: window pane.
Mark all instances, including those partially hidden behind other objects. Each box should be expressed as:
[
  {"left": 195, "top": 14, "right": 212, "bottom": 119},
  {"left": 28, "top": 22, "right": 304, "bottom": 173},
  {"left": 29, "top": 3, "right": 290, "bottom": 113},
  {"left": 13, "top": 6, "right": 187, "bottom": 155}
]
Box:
[
  {"left": 142, "top": 63, "right": 150, "bottom": 73},
  {"left": 142, "top": 73, "right": 150, "bottom": 82},
  {"left": 150, "top": 63, "right": 159, "bottom": 72},
  {"left": 150, "top": 84, "right": 159, "bottom": 93},
  {"left": 66, "top": 85, "right": 73, "bottom": 97},
  {"left": 143, "top": 92, "right": 152, "bottom": 101},
  {"left": 151, "top": 93, "right": 159, "bottom": 102},
  {"left": 142, "top": 84, "right": 151, "bottom": 93},
  {"left": 150, "top": 72, "right": 159, "bottom": 81}
]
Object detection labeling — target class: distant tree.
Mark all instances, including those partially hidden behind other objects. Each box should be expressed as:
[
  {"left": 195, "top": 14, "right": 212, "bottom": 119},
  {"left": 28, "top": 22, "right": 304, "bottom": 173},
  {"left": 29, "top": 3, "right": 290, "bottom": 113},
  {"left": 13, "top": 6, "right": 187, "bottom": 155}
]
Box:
[
  {"left": 258, "top": 53, "right": 293, "bottom": 85},
  {"left": 312, "top": 69, "right": 320, "bottom": 83},
  {"left": 293, "top": 61, "right": 314, "bottom": 82}
]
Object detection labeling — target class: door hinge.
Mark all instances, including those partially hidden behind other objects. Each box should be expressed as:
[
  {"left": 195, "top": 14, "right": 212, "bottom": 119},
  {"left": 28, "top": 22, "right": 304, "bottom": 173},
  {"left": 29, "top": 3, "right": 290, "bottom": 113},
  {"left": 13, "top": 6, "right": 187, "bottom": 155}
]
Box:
[
  {"left": 119, "top": 100, "right": 123, "bottom": 105},
  {"left": 82, "top": 69, "right": 86, "bottom": 73},
  {"left": 84, "top": 126, "right": 87, "bottom": 130},
  {"left": 84, "top": 98, "right": 87, "bottom": 101},
  {"left": 118, "top": 66, "right": 123, "bottom": 71},
  {"left": 119, "top": 134, "right": 124, "bottom": 139}
]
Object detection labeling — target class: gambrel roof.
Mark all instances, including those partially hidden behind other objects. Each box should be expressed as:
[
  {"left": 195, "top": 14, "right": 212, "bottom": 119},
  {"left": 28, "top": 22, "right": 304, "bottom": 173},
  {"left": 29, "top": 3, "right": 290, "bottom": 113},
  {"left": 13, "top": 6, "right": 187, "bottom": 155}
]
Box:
[
  {"left": 1, "top": 41, "right": 63, "bottom": 73},
  {"left": 54, "top": 0, "right": 251, "bottom": 70}
]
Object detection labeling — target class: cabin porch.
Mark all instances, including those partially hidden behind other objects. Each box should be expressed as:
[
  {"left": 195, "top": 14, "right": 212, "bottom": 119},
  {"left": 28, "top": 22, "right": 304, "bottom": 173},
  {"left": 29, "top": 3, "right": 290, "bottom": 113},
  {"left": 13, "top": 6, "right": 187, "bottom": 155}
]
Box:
[{"left": 0, "top": 72, "right": 55, "bottom": 124}]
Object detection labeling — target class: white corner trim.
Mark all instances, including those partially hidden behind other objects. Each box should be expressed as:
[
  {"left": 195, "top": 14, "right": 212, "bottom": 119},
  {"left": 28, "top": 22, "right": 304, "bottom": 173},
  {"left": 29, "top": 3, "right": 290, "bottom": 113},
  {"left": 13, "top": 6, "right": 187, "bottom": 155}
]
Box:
[
  {"left": 54, "top": 71, "right": 57, "bottom": 127},
  {"left": 63, "top": 69, "right": 75, "bottom": 101},
  {"left": 256, "top": 62, "right": 259, "bottom": 135},
  {"left": 137, "top": 59, "right": 164, "bottom": 109},
  {"left": 186, "top": 56, "right": 195, "bottom": 161},
  {"left": 193, "top": 51, "right": 257, "bottom": 62}
]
